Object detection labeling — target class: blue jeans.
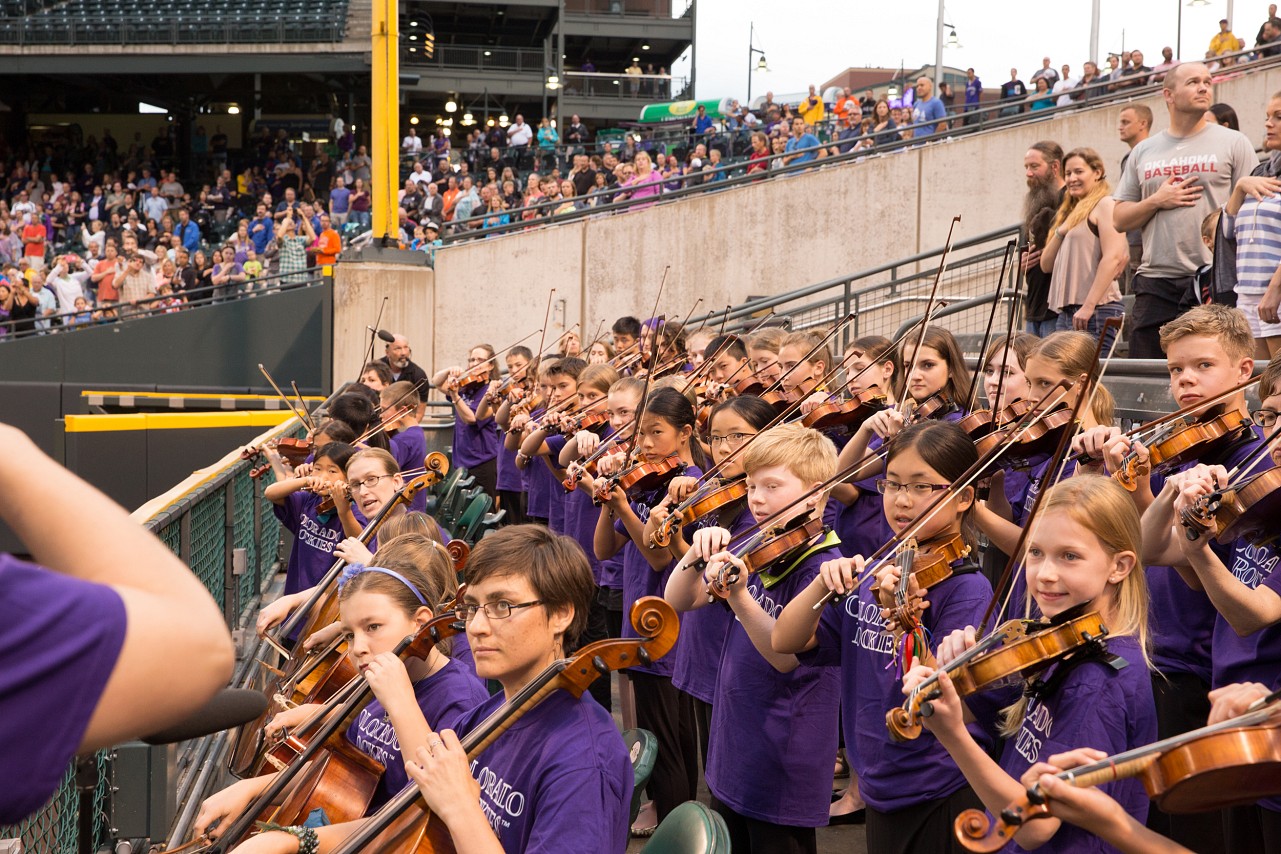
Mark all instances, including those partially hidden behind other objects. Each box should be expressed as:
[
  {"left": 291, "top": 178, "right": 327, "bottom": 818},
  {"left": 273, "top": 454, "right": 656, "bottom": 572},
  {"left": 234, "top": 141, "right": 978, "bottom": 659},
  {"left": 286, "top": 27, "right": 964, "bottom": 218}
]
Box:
[
  {"left": 1025, "top": 317, "right": 1057, "bottom": 337},
  {"left": 1054, "top": 301, "right": 1124, "bottom": 353}
]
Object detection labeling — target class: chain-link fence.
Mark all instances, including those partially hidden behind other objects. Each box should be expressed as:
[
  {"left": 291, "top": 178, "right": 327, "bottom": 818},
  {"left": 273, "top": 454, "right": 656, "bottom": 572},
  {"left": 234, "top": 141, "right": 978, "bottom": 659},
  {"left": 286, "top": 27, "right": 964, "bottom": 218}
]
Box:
[{"left": 1, "top": 416, "right": 301, "bottom": 853}]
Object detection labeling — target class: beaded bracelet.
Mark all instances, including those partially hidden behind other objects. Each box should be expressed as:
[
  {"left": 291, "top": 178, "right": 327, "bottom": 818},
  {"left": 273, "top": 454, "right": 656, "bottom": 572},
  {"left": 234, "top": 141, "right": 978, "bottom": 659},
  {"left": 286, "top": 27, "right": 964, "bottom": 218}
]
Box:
[{"left": 257, "top": 822, "right": 318, "bottom": 854}]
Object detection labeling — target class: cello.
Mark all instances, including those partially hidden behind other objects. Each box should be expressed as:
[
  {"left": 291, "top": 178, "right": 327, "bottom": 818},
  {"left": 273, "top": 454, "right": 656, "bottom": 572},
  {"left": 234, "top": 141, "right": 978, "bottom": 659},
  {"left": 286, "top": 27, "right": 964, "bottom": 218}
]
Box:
[{"left": 327, "top": 597, "right": 680, "bottom": 854}]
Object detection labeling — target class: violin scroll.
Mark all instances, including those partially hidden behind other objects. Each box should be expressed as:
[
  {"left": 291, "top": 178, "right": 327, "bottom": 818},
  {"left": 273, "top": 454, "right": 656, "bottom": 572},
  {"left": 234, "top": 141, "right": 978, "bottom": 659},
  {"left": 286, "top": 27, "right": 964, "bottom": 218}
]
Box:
[
  {"left": 885, "top": 706, "right": 922, "bottom": 742},
  {"left": 630, "top": 595, "right": 680, "bottom": 657},
  {"left": 954, "top": 806, "right": 1038, "bottom": 853},
  {"left": 445, "top": 539, "right": 470, "bottom": 571}
]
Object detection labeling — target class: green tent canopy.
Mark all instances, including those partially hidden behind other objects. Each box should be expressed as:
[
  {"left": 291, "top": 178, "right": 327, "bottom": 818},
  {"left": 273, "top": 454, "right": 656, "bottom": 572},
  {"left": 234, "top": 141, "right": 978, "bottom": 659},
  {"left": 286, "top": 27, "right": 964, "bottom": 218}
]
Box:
[{"left": 638, "top": 98, "right": 733, "bottom": 123}]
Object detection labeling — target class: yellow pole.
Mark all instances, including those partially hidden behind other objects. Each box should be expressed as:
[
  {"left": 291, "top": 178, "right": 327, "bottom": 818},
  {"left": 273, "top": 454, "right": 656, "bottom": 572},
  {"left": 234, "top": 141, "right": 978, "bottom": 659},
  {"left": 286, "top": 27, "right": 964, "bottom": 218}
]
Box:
[{"left": 371, "top": 0, "right": 399, "bottom": 240}]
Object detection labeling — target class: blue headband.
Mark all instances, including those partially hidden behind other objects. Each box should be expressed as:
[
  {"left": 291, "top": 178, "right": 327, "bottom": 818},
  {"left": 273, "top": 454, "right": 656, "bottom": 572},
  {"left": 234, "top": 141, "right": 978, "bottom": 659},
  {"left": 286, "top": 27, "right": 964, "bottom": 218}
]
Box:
[{"left": 337, "top": 563, "right": 428, "bottom": 606}]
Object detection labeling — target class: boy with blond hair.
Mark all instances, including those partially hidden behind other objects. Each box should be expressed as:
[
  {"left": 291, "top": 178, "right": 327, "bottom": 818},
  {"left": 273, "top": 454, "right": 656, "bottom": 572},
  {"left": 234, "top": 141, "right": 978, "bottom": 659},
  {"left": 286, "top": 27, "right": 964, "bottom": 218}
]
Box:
[{"left": 665, "top": 422, "right": 841, "bottom": 852}]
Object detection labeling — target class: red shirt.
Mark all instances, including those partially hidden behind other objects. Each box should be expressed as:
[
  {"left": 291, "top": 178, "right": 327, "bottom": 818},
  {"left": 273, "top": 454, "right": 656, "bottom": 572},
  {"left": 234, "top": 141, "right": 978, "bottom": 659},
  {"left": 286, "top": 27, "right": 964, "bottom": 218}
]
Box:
[{"left": 21, "top": 223, "right": 45, "bottom": 258}]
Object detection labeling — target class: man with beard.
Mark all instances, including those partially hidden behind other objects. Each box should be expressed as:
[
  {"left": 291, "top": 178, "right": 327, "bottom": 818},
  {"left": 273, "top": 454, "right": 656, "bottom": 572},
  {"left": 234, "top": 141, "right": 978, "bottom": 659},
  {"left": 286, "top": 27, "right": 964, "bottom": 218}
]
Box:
[
  {"left": 1113, "top": 63, "right": 1257, "bottom": 358},
  {"left": 1021, "top": 140, "right": 1065, "bottom": 337},
  {"left": 378, "top": 334, "right": 430, "bottom": 406}
]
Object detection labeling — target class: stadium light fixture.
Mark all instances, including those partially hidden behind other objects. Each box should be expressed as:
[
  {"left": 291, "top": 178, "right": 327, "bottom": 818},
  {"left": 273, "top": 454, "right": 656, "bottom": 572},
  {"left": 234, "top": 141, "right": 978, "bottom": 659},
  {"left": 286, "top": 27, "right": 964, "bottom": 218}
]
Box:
[
  {"left": 946, "top": 27, "right": 960, "bottom": 48},
  {"left": 445, "top": 98, "right": 457, "bottom": 112},
  {"left": 642, "top": 44, "right": 650, "bottom": 50},
  {"left": 410, "top": 19, "right": 418, "bottom": 26},
  {"left": 409, "top": 34, "right": 417, "bottom": 40},
  {"left": 138, "top": 101, "right": 166, "bottom": 114},
  {"left": 410, "top": 115, "right": 419, "bottom": 125},
  {"left": 227, "top": 104, "right": 241, "bottom": 115},
  {"left": 487, "top": 118, "right": 496, "bottom": 127}
]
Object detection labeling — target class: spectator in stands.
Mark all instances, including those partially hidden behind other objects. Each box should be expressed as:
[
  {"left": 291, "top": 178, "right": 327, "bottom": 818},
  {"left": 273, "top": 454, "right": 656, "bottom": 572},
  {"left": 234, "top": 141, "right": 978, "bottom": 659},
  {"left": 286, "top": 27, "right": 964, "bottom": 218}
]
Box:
[
  {"left": 693, "top": 105, "right": 714, "bottom": 138},
  {"left": 868, "top": 100, "right": 897, "bottom": 146},
  {"left": 1030, "top": 77, "right": 1055, "bottom": 111},
  {"left": 1260, "top": 17, "right": 1281, "bottom": 57},
  {"left": 402, "top": 127, "right": 424, "bottom": 157},
  {"left": 911, "top": 77, "right": 948, "bottom": 137},
  {"left": 1121, "top": 50, "right": 1153, "bottom": 87},
  {"left": 614, "top": 151, "right": 662, "bottom": 210},
  {"left": 349, "top": 178, "right": 371, "bottom": 228},
  {"left": 1000, "top": 68, "right": 1028, "bottom": 116},
  {"left": 1257, "top": 5, "right": 1280, "bottom": 46},
  {"left": 800, "top": 84, "right": 825, "bottom": 126},
  {"left": 210, "top": 246, "right": 246, "bottom": 303},
  {"left": 350, "top": 145, "right": 372, "bottom": 184},
  {"left": 116, "top": 253, "right": 155, "bottom": 315},
  {"left": 173, "top": 208, "right": 200, "bottom": 255},
  {"left": 91, "top": 242, "right": 121, "bottom": 305},
  {"left": 537, "top": 118, "right": 559, "bottom": 172},
  {"left": 21, "top": 213, "right": 46, "bottom": 270},
  {"left": 963, "top": 68, "right": 982, "bottom": 124},
  {"left": 453, "top": 177, "right": 480, "bottom": 224},
  {"left": 160, "top": 171, "right": 184, "bottom": 207},
  {"left": 409, "top": 161, "right": 431, "bottom": 187},
  {"left": 47, "top": 254, "right": 89, "bottom": 313},
  {"left": 1030, "top": 57, "right": 1060, "bottom": 88},
  {"left": 565, "top": 115, "right": 590, "bottom": 156},
  {"left": 1052, "top": 65, "right": 1079, "bottom": 106},
  {"left": 507, "top": 115, "right": 534, "bottom": 171},
  {"left": 626, "top": 58, "right": 643, "bottom": 95},
  {"left": 1151, "top": 47, "right": 1180, "bottom": 83},
  {"left": 1022, "top": 140, "right": 1066, "bottom": 336},
  {"left": 422, "top": 183, "right": 444, "bottom": 223},
  {"left": 142, "top": 186, "right": 167, "bottom": 224},
  {"left": 782, "top": 117, "right": 824, "bottom": 167},
  {"left": 568, "top": 154, "right": 597, "bottom": 197},
  {"left": 1113, "top": 62, "right": 1259, "bottom": 358},
  {"left": 1116, "top": 104, "right": 1153, "bottom": 293},
  {"left": 1208, "top": 102, "right": 1241, "bottom": 129},
  {"left": 275, "top": 216, "right": 311, "bottom": 288},
  {"left": 7, "top": 274, "right": 38, "bottom": 334},
  {"left": 1077, "top": 61, "right": 1103, "bottom": 101},
  {"left": 1211, "top": 19, "right": 1245, "bottom": 56},
  {"left": 328, "top": 176, "right": 350, "bottom": 228}
]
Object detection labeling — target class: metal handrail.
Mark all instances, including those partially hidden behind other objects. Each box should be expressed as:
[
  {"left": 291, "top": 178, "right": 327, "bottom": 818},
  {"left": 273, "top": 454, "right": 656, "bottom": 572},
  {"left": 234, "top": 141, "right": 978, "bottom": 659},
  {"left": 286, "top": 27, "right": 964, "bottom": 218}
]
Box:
[
  {"left": 440, "top": 43, "right": 1279, "bottom": 244},
  {"left": 0, "top": 264, "right": 328, "bottom": 340}
]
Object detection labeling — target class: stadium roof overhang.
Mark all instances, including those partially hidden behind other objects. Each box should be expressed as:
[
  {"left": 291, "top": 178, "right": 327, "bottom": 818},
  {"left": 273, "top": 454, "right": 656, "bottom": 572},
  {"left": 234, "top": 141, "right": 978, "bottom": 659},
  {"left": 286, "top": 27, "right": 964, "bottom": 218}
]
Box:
[{"left": 0, "top": 50, "right": 370, "bottom": 76}]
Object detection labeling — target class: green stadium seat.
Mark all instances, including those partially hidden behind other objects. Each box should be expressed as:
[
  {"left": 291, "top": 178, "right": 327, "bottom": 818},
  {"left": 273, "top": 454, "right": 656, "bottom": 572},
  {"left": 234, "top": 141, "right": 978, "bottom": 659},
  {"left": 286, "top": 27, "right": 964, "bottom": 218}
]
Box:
[
  {"left": 454, "top": 491, "right": 491, "bottom": 544},
  {"left": 641, "top": 802, "right": 731, "bottom": 854},
  {"left": 623, "top": 728, "right": 658, "bottom": 825}
]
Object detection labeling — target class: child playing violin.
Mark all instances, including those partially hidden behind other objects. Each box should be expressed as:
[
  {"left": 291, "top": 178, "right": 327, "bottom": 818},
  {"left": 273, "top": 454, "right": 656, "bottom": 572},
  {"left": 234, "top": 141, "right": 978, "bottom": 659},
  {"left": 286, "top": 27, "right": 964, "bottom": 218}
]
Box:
[
  {"left": 665, "top": 421, "right": 842, "bottom": 853},
  {"left": 505, "top": 362, "right": 556, "bottom": 525},
  {"left": 593, "top": 387, "right": 706, "bottom": 833},
  {"left": 646, "top": 396, "right": 775, "bottom": 771},
  {"left": 773, "top": 420, "right": 993, "bottom": 852},
  {"left": 381, "top": 381, "right": 428, "bottom": 512},
  {"left": 901, "top": 475, "right": 1156, "bottom": 854},
  {"left": 405, "top": 526, "right": 635, "bottom": 854},
  {"left": 479, "top": 346, "right": 533, "bottom": 526},
  {"left": 516, "top": 357, "right": 586, "bottom": 535},
  {"left": 1143, "top": 355, "right": 1281, "bottom": 850},
  {"left": 746, "top": 327, "right": 785, "bottom": 388},
  {"left": 194, "top": 536, "right": 487, "bottom": 851},
  {"left": 432, "top": 344, "right": 500, "bottom": 500},
  {"left": 265, "top": 442, "right": 358, "bottom": 633},
  {"left": 1075, "top": 305, "right": 1259, "bottom": 853}
]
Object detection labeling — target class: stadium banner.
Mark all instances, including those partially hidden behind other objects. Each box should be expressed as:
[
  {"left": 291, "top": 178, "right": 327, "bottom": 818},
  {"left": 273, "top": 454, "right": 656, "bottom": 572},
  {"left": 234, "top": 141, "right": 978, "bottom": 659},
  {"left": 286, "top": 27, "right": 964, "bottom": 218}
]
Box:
[{"left": 638, "top": 98, "right": 733, "bottom": 123}]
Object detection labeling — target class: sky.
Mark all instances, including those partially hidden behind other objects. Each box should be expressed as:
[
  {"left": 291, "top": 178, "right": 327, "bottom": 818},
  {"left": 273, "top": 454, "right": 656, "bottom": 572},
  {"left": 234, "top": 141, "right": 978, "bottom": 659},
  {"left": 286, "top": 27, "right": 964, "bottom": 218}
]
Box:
[{"left": 676, "top": 0, "right": 1257, "bottom": 101}]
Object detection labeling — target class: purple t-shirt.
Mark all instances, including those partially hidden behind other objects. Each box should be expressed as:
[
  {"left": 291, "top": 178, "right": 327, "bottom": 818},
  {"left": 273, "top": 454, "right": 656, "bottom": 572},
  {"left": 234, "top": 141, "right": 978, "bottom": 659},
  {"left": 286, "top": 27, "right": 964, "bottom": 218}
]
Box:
[
  {"left": 542, "top": 435, "right": 568, "bottom": 534},
  {"left": 994, "top": 635, "right": 1156, "bottom": 854},
  {"left": 671, "top": 502, "right": 750, "bottom": 705},
  {"left": 800, "top": 561, "right": 994, "bottom": 812},
  {"left": 563, "top": 483, "right": 605, "bottom": 584},
  {"left": 1146, "top": 427, "right": 1262, "bottom": 682},
  {"left": 390, "top": 426, "right": 429, "bottom": 513},
  {"left": 613, "top": 465, "right": 702, "bottom": 677},
  {"left": 345, "top": 658, "right": 488, "bottom": 809},
  {"left": 524, "top": 447, "right": 559, "bottom": 521},
  {"left": 273, "top": 490, "right": 345, "bottom": 595},
  {"left": 0, "top": 556, "right": 128, "bottom": 823},
  {"left": 496, "top": 440, "right": 523, "bottom": 492},
  {"left": 452, "top": 384, "right": 499, "bottom": 470},
  {"left": 448, "top": 689, "right": 632, "bottom": 853},
  {"left": 706, "top": 542, "right": 842, "bottom": 827}
]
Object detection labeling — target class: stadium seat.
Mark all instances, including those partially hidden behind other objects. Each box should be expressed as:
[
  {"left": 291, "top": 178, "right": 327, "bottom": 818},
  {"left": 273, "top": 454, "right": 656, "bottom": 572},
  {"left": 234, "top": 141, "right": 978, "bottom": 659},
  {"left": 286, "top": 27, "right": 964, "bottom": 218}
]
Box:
[
  {"left": 641, "top": 802, "right": 731, "bottom": 854},
  {"left": 623, "top": 728, "right": 658, "bottom": 825}
]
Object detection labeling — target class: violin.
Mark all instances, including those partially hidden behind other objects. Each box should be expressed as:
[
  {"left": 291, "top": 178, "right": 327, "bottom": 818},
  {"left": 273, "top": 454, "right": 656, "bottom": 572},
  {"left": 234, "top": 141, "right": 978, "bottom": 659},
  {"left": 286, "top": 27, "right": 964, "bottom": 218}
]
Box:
[
  {"left": 800, "top": 387, "right": 889, "bottom": 432},
  {"left": 560, "top": 408, "right": 610, "bottom": 434},
  {"left": 593, "top": 454, "right": 685, "bottom": 504},
  {"left": 908, "top": 391, "right": 956, "bottom": 423},
  {"left": 877, "top": 532, "right": 972, "bottom": 634},
  {"left": 706, "top": 515, "right": 827, "bottom": 600},
  {"left": 649, "top": 477, "right": 748, "bottom": 549},
  {"left": 441, "top": 366, "right": 490, "bottom": 396},
  {"left": 1114, "top": 407, "right": 1253, "bottom": 491},
  {"left": 1179, "top": 466, "right": 1281, "bottom": 547},
  {"left": 205, "top": 610, "right": 467, "bottom": 853},
  {"left": 509, "top": 393, "right": 544, "bottom": 419},
  {"left": 959, "top": 398, "right": 1034, "bottom": 442},
  {"left": 954, "top": 691, "right": 1281, "bottom": 852},
  {"left": 886, "top": 609, "right": 1109, "bottom": 743},
  {"left": 275, "top": 436, "right": 313, "bottom": 466},
  {"left": 327, "top": 597, "right": 681, "bottom": 854}
]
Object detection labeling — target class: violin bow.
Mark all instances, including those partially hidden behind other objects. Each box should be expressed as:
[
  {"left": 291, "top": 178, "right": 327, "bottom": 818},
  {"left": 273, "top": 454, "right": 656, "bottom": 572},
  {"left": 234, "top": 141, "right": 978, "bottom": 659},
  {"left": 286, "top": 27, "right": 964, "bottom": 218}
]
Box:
[
  {"left": 622, "top": 267, "right": 670, "bottom": 467},
  {"left": 354, "top": 294, "right": 389, "bottom": 387},
  {"left": 258, "top": 363, "right": 311, "bottom": 428},
  {"left": 290, "top": 380, "right": 317, "bottom": 433},
  {"left": 966, "top": 240, "right": 1018, "bottom": 418},
  {"left": 979, "top": 316, "right": 1123, "bottom": 635},
  {"left": 897, "top": 215, "right": 961, "bottom": 405},
  {"left": 989, "top": 243, "right": 1029, "bottom": 423},
  {"left": 533, "top": 287, "right": 555, "bottom": 367}
]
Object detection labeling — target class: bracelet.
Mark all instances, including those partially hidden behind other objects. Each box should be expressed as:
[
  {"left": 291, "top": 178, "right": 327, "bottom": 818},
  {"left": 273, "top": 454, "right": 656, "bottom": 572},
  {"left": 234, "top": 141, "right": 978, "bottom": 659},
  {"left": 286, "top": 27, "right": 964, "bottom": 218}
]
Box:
[{"left": 257, "top": 823, "right": 318, "bottom": 854}]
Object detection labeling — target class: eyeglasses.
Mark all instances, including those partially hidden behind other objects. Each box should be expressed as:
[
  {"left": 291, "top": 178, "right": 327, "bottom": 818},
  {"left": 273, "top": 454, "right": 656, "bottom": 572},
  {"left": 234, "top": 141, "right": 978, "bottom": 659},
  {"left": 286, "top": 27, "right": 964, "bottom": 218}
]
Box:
[
  {"left": 454, "top": 599, "right": 544, "bottom": 622},
  {"left": 708, "top": 432, "right": 755, "bottom": 446},
  {"left": 350, "top": 473, "right": 396, "bottom": 492},
  {"left": 876, "top": 479, "right": 951, "bottom": 497},
  {"left": 1252, "top": 408, "right": 1279, "bottom": 428}
]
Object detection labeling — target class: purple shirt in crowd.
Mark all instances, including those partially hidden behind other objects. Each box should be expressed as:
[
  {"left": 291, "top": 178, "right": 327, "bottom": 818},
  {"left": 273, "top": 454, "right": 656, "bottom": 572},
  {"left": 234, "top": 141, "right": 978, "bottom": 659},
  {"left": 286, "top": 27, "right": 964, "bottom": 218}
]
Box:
[
  {"left": 496, "top": 441, "right": 523, "bottom": 492},
  {"left": 273, "top": 490, "right": 345, "bottom": 594},
  {"left": 452, "top": 384, "right": 499, "bottom": 469},
  {"left": 564, "top": 483, "right": 605, "bottom": 585},
  {"left": 671, "top": 502, "right": 751, "bottom": 706},
  {"left": 542, "top": 434, "right": 568, "bottom": 534},
  {"left": 390, "top": 425, "right": 429, "bottom": 512},
  {"left": 994, "top": 634, "right": 1156, "bottom": 854},
  {"left": 800, "top": 560, "right": 994, "bottom": 812},
  {"left": 345, "top": 658, "right": 487, "bottom": 809},
  {"left": 448, "top": 690, "right": 633, "bottom": 853},
  {"left": 1147, "top": 427, "right": 1262, "bottom": 682},
  {"left": 0, "top": 555, "right": 128, "bottom": 823},
  {"left": 706, "top": 540, "right": 843, "bottom": 827},
  {"left": 613, "top": 466, "right": 703, "bottom": 677}
]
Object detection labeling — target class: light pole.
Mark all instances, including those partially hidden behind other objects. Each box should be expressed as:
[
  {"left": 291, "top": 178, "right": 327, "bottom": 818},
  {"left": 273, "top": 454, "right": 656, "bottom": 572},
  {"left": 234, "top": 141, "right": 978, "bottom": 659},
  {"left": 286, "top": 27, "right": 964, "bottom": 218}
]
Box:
[
  {"left": 1178, "top": 0, "right": 1213, "bottom": 60},
  {"left": 747, "top": 22, "right": 767, "bottom": 107},
  {"left": 933, "top": 0, "right": 960, "bottom": 91}
]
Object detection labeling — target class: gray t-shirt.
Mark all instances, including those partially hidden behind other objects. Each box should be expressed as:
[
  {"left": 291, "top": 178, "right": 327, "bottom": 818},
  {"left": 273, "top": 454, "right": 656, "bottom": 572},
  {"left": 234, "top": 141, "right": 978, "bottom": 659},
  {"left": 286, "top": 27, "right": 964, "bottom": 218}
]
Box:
[{"left": 1113, "top": 123, "right": 1258, "bottom": 279}]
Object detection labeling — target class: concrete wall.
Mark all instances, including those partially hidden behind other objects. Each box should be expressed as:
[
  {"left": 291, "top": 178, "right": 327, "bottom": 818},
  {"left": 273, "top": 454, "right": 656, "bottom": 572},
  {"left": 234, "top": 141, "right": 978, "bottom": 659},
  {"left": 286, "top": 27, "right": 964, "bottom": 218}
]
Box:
[
  {"left": 332, "top": 261, "right": 436, "bottom": 390},
  {"left": 356, "top": 66, "right": 1281, "bottom": 370}
]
